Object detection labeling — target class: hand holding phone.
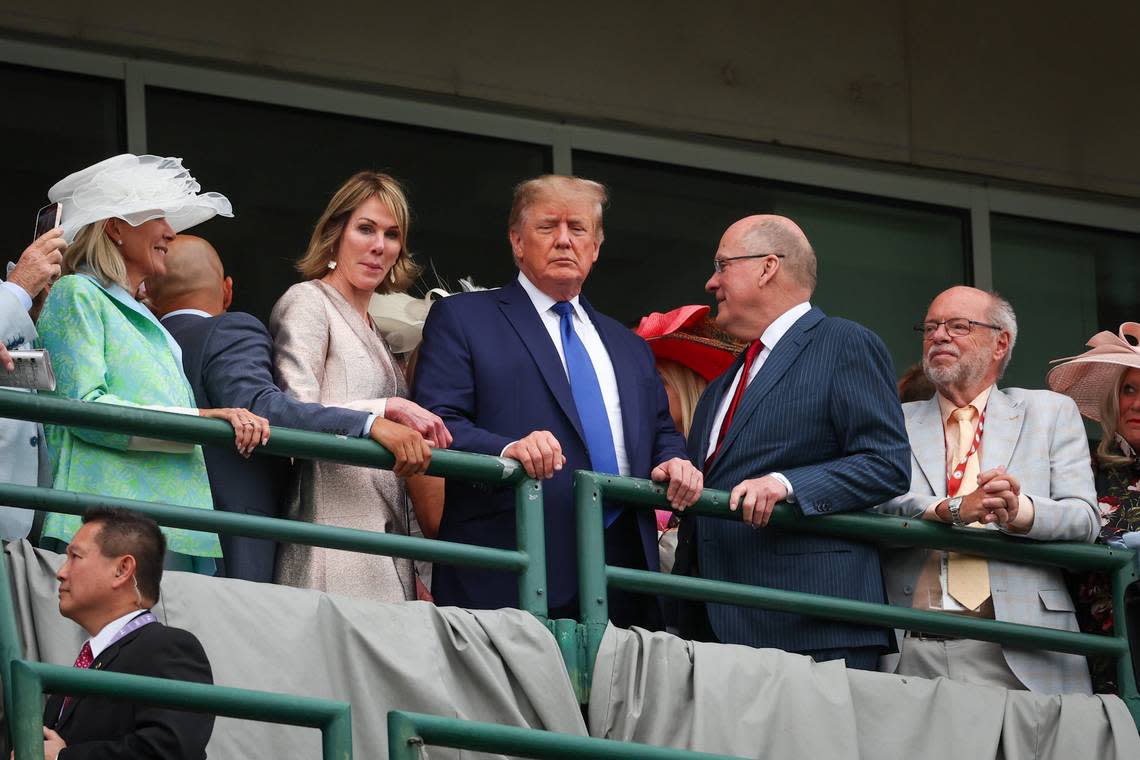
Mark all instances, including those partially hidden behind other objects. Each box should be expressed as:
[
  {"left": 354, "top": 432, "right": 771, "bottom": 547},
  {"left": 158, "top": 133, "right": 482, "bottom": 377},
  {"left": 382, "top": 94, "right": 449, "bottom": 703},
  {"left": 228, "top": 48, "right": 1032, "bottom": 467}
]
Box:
[{"left": 8, "top": 204, "right": 65, "bottom": 301}]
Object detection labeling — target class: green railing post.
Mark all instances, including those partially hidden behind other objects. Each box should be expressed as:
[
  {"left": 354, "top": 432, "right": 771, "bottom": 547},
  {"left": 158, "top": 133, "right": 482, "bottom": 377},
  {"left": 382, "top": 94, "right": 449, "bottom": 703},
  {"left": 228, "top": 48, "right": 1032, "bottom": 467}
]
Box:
[
  {"left": 386, "top": 710, "right": 424, "bottom": 760},
  {"left": 0, "top": 543, "right": 24, "bottom": 736},
  {"left": 575, "top": 470, "right": 608, "bottom": 700},
  {"left": 516, "top": 478, "right": 548, "bottom": 619},
  {"left": 1114, "top": 560, "right": 1140, "bottom": 726},
  {"left": 10, "top": 661, "right": 43, "bottom": 760}
]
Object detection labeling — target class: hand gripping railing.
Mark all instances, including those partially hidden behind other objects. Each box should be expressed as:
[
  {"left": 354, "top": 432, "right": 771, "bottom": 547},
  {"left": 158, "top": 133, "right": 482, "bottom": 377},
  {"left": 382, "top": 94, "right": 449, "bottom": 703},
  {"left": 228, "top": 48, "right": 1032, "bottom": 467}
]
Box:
[
  {"left": 574, "top": 470, "right": 1140, "bottom": 728},
  {"left": 387, "top": 710, "right": 743, "bottom": 760},
  {"left": 0, "top": 388, "right": 546, "bottom": 756}
]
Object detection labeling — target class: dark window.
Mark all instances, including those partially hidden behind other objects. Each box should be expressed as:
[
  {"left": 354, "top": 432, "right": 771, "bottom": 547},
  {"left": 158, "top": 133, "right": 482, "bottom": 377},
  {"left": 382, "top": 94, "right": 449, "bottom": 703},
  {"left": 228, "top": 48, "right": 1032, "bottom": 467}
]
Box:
[
  {"left": 992, "top": 214, "right": 1140, "bottom": 392},
  {"left": 0, "top": 63, "right": 125, "bottom": 271},
  {"left": 146, "top": 87, "right": 551, "bottom": 322},
  {"left": 571, "top": 151, "right": 969, "bottom": 376}
]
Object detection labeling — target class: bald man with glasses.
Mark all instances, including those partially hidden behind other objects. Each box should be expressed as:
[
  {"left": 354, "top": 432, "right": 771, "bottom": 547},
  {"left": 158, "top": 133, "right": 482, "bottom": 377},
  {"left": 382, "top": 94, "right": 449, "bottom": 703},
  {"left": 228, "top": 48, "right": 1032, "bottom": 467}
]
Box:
[{"left": 672, "top": 214, "right": 910, "bottom": 669}]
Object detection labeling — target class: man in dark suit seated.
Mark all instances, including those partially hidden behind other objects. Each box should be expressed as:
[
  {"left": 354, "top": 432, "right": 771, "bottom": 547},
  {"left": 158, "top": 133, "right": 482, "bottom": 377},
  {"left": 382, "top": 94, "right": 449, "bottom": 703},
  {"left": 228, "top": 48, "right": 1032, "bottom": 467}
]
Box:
[
  {"left": 413, "top": 175, "right": 703, "bottom": 627},
  {"left": 146, "top": 235, "right": 430, "bottom": 582},
  {"left": 40, "top": 507, "right": 213, "bottom": 759},
  {"left": 673, "top": 215, "right": 911, "bottom": 669}
]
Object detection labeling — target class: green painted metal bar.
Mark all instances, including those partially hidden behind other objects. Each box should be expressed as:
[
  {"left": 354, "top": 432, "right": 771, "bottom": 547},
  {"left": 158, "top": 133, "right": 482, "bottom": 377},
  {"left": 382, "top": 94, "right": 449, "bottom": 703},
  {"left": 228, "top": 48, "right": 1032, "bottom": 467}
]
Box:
[
  {"left": 0, "top": 540, "right": 23, "bottom": 733},
  {"left": 584, "top": 472, "right": 1133, "bottom": 573},
  {"left": 0, "top": 484, "right": 528, "bottom": 573},
  {"left": 574, "top": 472, "right": 609, "bottom": 677},
  {"left": 515, "top": 479, "right": 548, "bottom": 619},
  {"left": 0, "top": 389, "right": 523, "bottom": 486},
  {"left": 1113, "top": 561, "right": 1140, "bottom": 727},
  {"left": 11, "top": 660, "right": 353, "bottom": 759},
  {"left": 606, "top": 565, "right": 1126, "bottom": 657},
  {"left": 387, "top": 710, "right": 743, "bottom": 760}
]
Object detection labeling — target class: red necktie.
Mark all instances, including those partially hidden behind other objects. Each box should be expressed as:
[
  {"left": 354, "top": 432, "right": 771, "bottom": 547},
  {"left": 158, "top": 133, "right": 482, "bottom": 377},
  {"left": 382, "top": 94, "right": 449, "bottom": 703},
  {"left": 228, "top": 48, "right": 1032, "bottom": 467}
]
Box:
[
  {"left": 706, "top": 340, "right": 763, "bottom": 467},
  {"left": 61, "top": 641, "right": 93, "bottom": 712}
]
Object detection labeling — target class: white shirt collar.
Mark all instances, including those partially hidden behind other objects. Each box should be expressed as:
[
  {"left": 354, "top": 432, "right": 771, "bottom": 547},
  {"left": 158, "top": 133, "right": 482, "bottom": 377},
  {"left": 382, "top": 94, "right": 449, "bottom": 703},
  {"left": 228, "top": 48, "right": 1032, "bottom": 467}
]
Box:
[
  {"left": 760, "top": 301, "right": 812, "bottom": 349},
  {"left": 87, "top": 610, "right": 147, "bottom": 660},
  {"left": 160, "top": 308, "right": 212, "bottom": 321},
  {"left": 517, "top": 271, "right": 585, "bottom": 320}
]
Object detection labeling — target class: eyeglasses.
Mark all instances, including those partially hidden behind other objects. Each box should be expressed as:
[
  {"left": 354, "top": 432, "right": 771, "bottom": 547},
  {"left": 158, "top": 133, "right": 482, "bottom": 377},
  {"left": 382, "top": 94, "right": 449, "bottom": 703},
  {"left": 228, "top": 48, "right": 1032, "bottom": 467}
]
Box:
[
  {"left": 914, "top": 318, "right": 1003, "bottom": 338},
  {"left": 712, "top": 253, "right": 785, "bottom": 274}
]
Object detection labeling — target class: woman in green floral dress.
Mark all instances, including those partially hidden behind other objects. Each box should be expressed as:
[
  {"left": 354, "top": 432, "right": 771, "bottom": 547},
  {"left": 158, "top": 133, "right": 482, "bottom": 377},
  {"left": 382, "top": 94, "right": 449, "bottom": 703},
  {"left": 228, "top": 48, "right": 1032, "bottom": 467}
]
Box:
[
  {"left": 36, "top": 154, "right": 269, "bottom": 574},
  {"left": 1048, "top": 324, "right": 1140, "bottom": 691}
]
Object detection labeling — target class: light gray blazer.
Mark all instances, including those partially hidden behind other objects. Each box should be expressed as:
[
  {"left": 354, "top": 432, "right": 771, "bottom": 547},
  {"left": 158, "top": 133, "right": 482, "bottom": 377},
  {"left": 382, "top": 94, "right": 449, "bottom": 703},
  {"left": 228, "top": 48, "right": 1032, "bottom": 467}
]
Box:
[
  {"left": 0, "top": 284, "right": 49, "bottom": 540},
  {"left": 270, "top": 280, "right": 414, "bottom": 602},
  {"left": 876, "top": 386, "right": 1098, "bottom": 694}
]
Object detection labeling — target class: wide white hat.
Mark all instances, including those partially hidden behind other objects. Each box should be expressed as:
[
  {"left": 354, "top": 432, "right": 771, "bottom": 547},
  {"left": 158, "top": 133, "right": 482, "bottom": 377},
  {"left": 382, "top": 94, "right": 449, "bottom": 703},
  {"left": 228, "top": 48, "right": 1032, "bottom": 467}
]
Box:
[
  {"left": 48, "top": 154, "right": 233, "bottom": 243},
  {"left": 1047, "top": 322, "right": 1140, "bottom": 422}
]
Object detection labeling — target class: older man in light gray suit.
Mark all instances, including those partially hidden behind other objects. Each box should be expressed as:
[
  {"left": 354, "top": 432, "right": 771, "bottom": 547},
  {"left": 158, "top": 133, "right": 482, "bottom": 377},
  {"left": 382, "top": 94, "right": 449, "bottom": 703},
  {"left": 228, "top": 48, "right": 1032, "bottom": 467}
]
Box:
[
  {"left": 877, "top": 285, "right": 1098, "bottom": 695},
  {"left": 1, "top": 226, "right": 65, "bottom": 540}
]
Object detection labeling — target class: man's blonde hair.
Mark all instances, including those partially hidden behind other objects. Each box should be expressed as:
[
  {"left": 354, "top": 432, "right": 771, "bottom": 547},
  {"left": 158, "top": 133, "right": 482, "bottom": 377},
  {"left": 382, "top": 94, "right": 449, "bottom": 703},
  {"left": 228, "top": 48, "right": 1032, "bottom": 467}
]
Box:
[{"left": 507, "top": 175, "right": 608, "bottom": 243}]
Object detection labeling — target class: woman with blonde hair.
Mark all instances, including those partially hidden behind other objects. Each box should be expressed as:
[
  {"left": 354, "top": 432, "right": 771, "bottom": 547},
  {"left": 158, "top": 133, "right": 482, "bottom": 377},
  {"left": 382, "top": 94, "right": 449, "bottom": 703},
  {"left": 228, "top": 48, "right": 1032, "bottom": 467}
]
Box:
[
  {"left": 271, "top": 171, "right": 450, "bottom": 601},
  {"left": 1047, "top": 322, "right": 1140, "bottom": 691},
  {"left": 36, "top": 154, "right": 269, "bottom": 573}
]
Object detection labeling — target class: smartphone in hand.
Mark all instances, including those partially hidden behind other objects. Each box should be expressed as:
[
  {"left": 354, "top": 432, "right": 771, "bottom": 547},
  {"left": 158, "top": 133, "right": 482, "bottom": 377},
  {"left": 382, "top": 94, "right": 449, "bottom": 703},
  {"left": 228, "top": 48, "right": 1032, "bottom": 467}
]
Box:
[{"left": 33, "top": 202, "right": 62, "bottom": 242}]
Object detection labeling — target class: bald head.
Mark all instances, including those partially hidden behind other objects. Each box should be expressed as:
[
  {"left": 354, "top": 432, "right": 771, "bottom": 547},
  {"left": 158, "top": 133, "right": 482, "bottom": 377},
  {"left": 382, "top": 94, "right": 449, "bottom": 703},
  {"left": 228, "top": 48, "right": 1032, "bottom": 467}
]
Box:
[
  {"left": 731, "top": 215, "right": 816, "bottom": 293},
  {"left": 147, "top": 235, "right": 232, "bottom": 318},
  {"left": 707, "top": 215, "right": 817, "bottom": 340}
]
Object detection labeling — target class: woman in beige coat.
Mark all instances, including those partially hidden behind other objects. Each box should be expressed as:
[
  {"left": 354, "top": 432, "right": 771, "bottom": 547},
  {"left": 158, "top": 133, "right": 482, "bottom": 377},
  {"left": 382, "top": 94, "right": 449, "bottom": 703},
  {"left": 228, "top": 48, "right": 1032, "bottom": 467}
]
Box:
[{"left": 271, "top": 171, "right": 451, "bottom": 602}]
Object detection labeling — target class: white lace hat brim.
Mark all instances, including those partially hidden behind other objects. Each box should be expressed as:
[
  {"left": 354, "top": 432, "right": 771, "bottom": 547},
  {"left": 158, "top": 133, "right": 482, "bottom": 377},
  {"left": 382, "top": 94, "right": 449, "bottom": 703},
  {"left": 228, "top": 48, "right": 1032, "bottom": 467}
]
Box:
[{"left": 49, "top": 154, "right": 233, "bottom": 243}]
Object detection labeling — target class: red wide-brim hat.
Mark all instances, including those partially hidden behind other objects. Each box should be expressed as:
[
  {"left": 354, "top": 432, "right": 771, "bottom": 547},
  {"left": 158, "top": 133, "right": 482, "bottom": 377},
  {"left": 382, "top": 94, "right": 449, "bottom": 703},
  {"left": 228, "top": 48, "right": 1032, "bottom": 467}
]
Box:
[{"left": 634, "top": 304, "right": 746, "bottom": 382}]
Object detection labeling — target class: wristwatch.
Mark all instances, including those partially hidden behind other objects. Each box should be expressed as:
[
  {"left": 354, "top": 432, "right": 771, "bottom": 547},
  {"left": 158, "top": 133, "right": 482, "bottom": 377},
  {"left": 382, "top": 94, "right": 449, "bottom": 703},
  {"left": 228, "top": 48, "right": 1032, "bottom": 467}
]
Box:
[{"left": 946, "top": 495, "right": 967, "bottom": 527}]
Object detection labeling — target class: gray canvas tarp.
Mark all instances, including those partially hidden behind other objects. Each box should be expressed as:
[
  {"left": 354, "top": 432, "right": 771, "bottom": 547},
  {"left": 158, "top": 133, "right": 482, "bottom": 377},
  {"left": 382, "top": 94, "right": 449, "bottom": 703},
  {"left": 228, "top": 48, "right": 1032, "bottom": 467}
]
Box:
[
  {"left": 2, "top": 540, "right": 587, "bottom": 758},
  {"left": 589, "top": 624, "right": 1140, "bottom": 760}
]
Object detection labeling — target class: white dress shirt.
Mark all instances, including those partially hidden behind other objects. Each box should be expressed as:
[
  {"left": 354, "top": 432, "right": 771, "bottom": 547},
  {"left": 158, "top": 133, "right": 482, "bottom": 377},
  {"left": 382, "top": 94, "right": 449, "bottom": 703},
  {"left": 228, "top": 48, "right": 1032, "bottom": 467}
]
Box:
[
  {"left": 87, "top": 609, "right": 149, "bottom": 660},
  {"left": 704, "top": 301, "right": 812, "bottom": 498},
  {"left": 511, "top": 272, "right": 629, "bottom": 475}
]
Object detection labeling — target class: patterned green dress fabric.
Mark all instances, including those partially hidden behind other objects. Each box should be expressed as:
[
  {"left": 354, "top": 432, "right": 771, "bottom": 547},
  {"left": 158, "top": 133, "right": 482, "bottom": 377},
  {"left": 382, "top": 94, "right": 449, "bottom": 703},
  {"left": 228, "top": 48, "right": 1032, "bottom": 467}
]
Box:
[{"left": 36, "top": 274, "right": 222, "bottom": 563}]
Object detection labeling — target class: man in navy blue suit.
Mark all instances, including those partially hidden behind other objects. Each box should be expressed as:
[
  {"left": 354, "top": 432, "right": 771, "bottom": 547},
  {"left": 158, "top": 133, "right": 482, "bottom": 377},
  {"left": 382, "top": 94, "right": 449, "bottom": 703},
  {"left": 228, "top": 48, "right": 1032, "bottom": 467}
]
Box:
[
  {"left": 147, "top": 236, "right": 433, "bottom": 582},
  {"left": 413, "top": 175, "right": 702, "bottom": 626},
  {"left": 673, "top": 215, "right": 910, "bottom": 669}
]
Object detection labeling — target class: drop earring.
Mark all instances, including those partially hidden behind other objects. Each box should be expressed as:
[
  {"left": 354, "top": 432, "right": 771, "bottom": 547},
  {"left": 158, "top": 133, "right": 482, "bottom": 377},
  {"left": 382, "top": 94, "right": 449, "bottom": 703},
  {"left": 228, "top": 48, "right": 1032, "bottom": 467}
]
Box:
[
  {"left": 327, "top": 260, "right": 337, "bottom": 270},
  {"left": 389, "top": 266, "right": 396, "bottom": 284}
]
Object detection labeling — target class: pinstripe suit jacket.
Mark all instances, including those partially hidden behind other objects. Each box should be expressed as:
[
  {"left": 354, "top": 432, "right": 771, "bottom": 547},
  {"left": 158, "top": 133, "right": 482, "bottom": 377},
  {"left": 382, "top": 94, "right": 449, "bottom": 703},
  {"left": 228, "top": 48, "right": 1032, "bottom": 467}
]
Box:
[
  {"left": 678, "top": 307, "right": 910, "bottom": 652},
  {"left": 876, "top": 387, "right": 1098, "bottom": 694}
]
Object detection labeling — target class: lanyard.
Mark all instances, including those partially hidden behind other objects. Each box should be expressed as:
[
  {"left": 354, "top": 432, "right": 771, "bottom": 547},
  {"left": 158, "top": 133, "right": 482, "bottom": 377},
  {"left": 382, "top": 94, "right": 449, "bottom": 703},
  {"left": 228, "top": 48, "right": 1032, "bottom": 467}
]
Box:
[{"left": 946, "top": 410, "right": 986, "bottom": 498}]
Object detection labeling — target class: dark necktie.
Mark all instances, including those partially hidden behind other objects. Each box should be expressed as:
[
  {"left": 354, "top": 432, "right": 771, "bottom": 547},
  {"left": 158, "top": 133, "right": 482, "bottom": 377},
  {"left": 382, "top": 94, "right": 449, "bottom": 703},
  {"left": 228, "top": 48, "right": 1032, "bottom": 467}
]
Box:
[
  {"left": 552, "top": 301, "right": 622, "bottom": 527},
  {"left": 706, "top": 339, "right": 764, "bottom": 468}
]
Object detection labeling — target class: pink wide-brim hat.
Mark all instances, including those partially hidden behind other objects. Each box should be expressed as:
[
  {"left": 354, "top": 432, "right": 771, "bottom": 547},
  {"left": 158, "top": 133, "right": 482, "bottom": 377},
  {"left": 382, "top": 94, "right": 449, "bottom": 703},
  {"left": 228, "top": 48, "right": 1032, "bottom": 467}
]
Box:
[
  {"left": 1046, "top": 322, "right": 1140, "bottom": 422},
  {"left": 634, "top": 304, "right": 746, "bottom": 382}
]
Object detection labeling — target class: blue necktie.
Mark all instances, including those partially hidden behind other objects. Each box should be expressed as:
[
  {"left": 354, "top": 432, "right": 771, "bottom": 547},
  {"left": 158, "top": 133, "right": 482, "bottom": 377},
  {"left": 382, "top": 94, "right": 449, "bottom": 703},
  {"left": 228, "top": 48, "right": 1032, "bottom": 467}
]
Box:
[{"left": 552, "top": 301, "right": 622, "bottom": 527}]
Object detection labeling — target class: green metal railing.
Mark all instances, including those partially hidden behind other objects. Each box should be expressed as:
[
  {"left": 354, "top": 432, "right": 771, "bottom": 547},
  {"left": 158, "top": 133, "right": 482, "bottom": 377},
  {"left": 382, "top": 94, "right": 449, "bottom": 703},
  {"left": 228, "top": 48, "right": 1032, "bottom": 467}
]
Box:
[
  {"left": 574, "top": 470, "right": 1140, "bottom": 725},
  {"left": 0, "top": 388, "right": 547, "bottom": 758},
  {"left": 4, "top": 386, "right": 1140, "bottom": 754},
  {"left": 387, "top": 710, "right": 741, "bottom": 760},
  {"left": 11, "top": 661, "right": 352, "bottom": 760}
]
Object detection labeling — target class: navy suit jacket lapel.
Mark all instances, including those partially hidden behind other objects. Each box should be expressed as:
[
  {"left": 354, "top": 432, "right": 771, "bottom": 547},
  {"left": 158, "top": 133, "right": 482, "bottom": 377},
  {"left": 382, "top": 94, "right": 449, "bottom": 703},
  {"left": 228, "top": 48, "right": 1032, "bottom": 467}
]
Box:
[
  {"left": 496, "top": 280, "right": 586, "bottom": 445},
  {"left": 583, "top": 297, "right": 642, "bottom": 462},
  {"left": 707, "top": 308, "right": 823, "bottom": 476}
]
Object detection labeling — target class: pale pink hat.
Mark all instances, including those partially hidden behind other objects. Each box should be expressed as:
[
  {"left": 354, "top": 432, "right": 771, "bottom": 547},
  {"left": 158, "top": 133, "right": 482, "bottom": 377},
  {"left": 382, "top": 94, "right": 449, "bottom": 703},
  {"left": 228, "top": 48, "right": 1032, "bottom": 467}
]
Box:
[{"left": 1046, "top": 322, "right": 1140, "bottom": 422}]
